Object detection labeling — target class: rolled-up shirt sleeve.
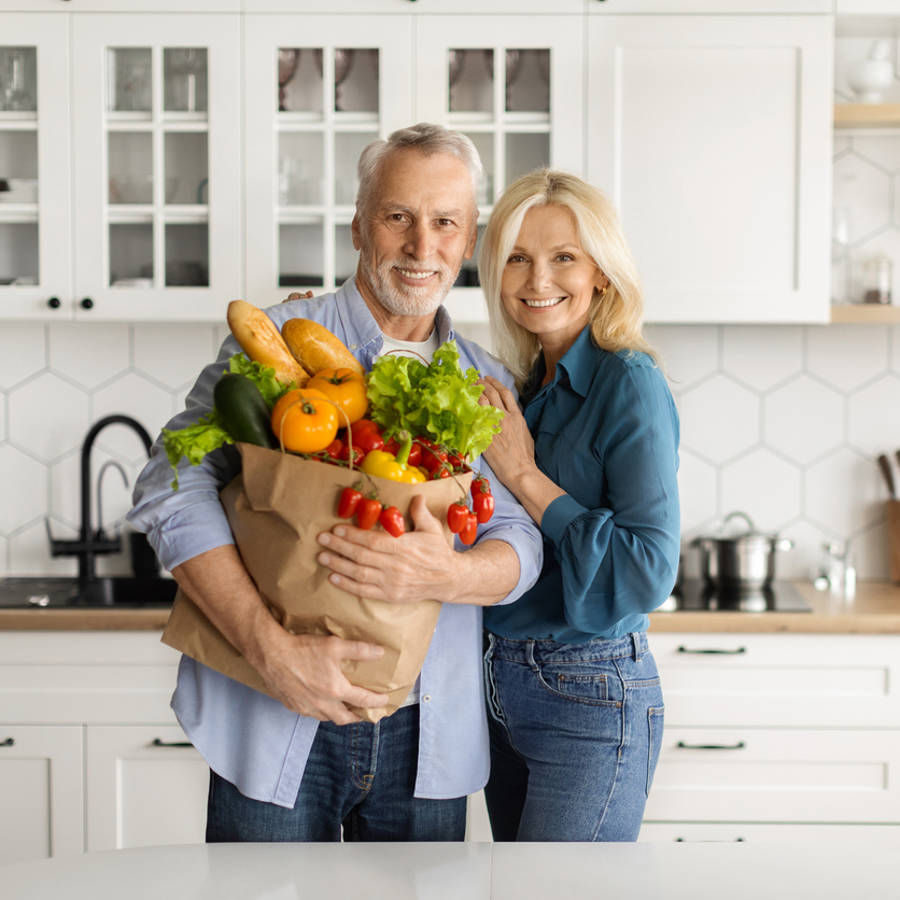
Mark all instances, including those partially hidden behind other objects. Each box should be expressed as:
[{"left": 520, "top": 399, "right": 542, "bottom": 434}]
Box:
[
  {"left": 538, "top": 363, "right": 680, "bottom": 632},
  {"left": 128, "top": 338, "right": 242, "bottom": 572}
]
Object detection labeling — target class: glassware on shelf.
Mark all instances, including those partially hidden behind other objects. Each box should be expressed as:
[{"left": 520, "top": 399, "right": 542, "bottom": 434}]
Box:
[
  {"left": 0, "top": 47, "right": 37, "bottom": 113},
  {"left": 109, "top": 48, "right": 152, "bottom": 113},
  {"left": 861, "top": 253, "right": 893, "bottom": 305},
  {"left": 333, "top": 49, "right": 355, "bottom": 112},
  {"left": 448, "top": 48, "right": 493, "bottom": 115},
  {"left": 830, "top": 205, "right": 851, "bottom": 305},
  {"left": 278, "top": 49, "right": 301, "bottom": 112},
  {"left": 164, "top": 48, "right": 207, "bottom": 113}
]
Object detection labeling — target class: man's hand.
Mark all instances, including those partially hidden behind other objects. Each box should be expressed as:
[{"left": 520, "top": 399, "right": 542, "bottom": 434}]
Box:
[
  {"left": 316, "top": 495, "right": 459, "bottom": 604},
  {"left": 173, "top": 545, "right": 389, "bottom": 725}
]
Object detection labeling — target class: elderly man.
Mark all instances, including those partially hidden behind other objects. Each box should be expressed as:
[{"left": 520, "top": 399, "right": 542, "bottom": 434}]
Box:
[{"left": 129, "top": 123, "right": 542, "bottom": 843}]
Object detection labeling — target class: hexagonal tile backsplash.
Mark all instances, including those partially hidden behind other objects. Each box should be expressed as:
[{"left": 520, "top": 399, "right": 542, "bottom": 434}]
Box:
[{"left": 0, "top": 320, "right": 898, "bottom": 585}]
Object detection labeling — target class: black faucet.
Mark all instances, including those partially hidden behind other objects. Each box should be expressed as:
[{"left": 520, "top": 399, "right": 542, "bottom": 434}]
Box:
[{"left": 47, "top": 414, "right": 153, "bottom": 583}]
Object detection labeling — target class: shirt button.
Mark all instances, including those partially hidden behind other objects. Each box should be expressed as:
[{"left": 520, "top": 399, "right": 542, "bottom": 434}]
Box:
[{"left": 422, "top": 694, "right": 432, "bottom": 703}]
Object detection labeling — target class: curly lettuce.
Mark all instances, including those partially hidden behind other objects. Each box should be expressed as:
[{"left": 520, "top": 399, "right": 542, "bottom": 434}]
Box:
[{"left": 366, "top": 341, "right": 504, "bottom": 460}]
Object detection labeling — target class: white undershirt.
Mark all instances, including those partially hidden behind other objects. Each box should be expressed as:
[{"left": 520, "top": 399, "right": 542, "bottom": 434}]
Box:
[{"left": 376, "top": 329, "right": 440, "bottom": 708}]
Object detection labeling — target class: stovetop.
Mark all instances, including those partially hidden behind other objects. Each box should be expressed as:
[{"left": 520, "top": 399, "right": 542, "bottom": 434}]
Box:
[{"left": 658, "top": 578, "right": 812, "bottom": 613}]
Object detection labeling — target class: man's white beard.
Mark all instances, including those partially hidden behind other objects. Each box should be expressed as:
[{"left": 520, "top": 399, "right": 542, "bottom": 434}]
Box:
[{"left": 366, "top": 257, "right": 456, "bottom": 317}]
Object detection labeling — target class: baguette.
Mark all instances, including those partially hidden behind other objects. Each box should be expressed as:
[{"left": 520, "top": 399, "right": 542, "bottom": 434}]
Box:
[
  {"left": 281, "top": 317, "right": 365, "bottom": 377},
  {"left": 226, "top": 300, "right": 310, "bottom": 386}
]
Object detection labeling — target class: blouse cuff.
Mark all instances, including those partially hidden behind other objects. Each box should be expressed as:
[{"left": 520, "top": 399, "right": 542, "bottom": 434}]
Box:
[{"left": 540, "top": 493, "right": 589, "bottom": 550}]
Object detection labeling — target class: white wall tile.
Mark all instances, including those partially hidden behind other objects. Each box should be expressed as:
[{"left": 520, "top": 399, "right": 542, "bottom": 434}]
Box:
[
  {"left": 719, "top": 449, "right": 802, "bottom": 533},
  {"left": 847, "top": 374, "right": 900, "bottom": 456},
  {"left": 133, "top": 323, "right": 219, "bottom": 389},
  {"left": 644, "top": 325, "right": 718, "bottom": 392},
  {"left": 677, "top": 374, "right": 759, "bottom": 464},
  {"left": 0, "top": 445, "right": 48, "bottom": 534},
  {"left": 806, "top": 447, "right": 885, "bottom": 537},
  {"left": 676, "top": 448, "right": 718, "bottom": 535},
  {"left": 806, "top": 324, "right": 889, "bottom": 391},
  {"left": 763, "top": 374, "right": 845, "bottom": 464},
  {"left": 721, "top": 325, "right": 802, "bottom": 391},
  {"left": 48, "top": 322, "right": 130, "bottom": 389},
  {"left": 8, "top": 372, "right": 90, "bottom": 463},
  {"left": 0, "top": 323, "right": 46, "bottom": 389}
]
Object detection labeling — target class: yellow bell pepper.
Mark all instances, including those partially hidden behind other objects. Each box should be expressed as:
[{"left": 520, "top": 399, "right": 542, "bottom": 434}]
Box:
[{"left": 360, "top": 431, "right": 427, "bottom": 484}]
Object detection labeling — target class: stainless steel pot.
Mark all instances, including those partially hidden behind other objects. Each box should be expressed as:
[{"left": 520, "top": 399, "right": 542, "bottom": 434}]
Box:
[{"left": 691, "top": 511, "right": 793, "bottom": 589}]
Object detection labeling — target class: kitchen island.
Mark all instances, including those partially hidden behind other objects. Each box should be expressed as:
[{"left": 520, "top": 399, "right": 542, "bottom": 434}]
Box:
[{"left": 3, "top": 839, "right": 897, "bottom": 900}]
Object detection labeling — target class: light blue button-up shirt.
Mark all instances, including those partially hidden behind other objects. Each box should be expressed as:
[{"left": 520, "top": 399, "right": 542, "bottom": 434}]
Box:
[{"left": 128, "top": 279, "right": 543, "bottom": 806}]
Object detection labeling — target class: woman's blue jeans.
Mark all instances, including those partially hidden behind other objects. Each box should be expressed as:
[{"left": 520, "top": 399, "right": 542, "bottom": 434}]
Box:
[
  {"left": 206, "top": 704, "right": 466, "bottom": 842},
  {"left": 483, "top": 631, "right": 664, "bottom": 842}
]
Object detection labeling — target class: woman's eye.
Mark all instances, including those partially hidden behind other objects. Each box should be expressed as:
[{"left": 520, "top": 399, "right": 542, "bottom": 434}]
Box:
[
  {"left": 507, "top": 254, "right": 527, "bottom": 264},
  {"left": 555, "top": 253, "right": 575, "bottom": 263}
]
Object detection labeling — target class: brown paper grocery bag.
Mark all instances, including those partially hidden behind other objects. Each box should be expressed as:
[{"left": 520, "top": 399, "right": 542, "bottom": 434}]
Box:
[{"left": 162, "top": 442, "right": 472, "bottom": 722}]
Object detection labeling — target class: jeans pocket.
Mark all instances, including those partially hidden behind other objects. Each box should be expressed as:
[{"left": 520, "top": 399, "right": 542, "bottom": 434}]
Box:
[
  {"left": 536, "top": 666, "right": 615, "bottom": 705},
  {"left": 646, "top": 706, "right": 665, "bottom": 797}
]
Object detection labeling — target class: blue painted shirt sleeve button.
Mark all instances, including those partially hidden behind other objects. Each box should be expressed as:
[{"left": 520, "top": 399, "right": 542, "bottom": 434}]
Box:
[{"left": 422, "top": 694, "right": 432, "bottom": 703}]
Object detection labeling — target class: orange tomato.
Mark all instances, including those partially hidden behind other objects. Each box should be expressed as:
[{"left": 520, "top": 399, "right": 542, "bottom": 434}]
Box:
[
  {"left": 270, "top": 388, "right": 339, "bottom": 453},
  {"left": 306, "top": 367, "right": 368, "bottom": 426}
]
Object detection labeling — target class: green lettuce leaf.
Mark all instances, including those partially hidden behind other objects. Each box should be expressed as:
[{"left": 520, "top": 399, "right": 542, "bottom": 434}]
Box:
[
  {"left": 366, "top": 341, "right": 504, "bottom": 460},
  {"left": 162, "top": 353, "right": 291, "bottom": 488}
]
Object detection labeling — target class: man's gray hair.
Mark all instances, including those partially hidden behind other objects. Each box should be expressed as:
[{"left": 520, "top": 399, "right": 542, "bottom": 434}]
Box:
[{"left": 356, "top": 123, "right": 484, "bottom": 215}]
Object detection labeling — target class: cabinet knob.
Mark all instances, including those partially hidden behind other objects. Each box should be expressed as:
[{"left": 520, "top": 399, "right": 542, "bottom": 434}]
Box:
[
  {"left": 46, "top": 296, "right": 61, "bottom": 309},
  {"left": 0, "top": 737, "right": 13, "bottom": 747},
  {"left": 80, "top": 297, "right": 94, "bottom": 310}
]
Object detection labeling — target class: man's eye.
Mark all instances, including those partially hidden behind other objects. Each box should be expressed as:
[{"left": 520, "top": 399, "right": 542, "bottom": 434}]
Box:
[{"left": 436, "top": 218, "right": 455, "bottom": 227}]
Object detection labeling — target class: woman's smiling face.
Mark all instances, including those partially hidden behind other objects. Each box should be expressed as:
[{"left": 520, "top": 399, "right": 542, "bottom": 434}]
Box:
[{"left": 500, "top": 203, "right": 608, "bottom": 348}]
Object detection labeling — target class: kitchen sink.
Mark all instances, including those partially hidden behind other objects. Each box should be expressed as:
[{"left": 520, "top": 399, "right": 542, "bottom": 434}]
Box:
[{"left": 0, "top": 576, "right": 177, "bottom": 609}]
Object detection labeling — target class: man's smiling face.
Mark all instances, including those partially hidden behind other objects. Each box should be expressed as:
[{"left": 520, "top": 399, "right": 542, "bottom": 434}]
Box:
[{"left": 352, "top": 148, "right": 477, "bottom": 321}]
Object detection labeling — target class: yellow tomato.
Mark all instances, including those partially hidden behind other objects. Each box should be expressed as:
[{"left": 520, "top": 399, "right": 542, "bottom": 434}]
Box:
[
  {"left": 270, "top": 388, "right": 339, "bottom": 453},
  {"left": 306, "top": 367, "right": 368, "bottom": 426}
]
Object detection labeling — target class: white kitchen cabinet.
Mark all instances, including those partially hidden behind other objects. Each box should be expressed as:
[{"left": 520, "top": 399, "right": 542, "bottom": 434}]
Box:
[
  {"left": 593, "top": 1, "right": 833, "bottom": 11},
  {"left": 0, "top": 15, "right": 70, "bottom": 318},
  {"left": 0, "top": 11, "right": 242, "bottom": 321},
  {"left": 640, "top": 823, "right": 900, "bottom": 843},
  {"left": 86, "top": 724, "right": 208, "bottom": 851},
  {"left": 588, "top": 15, "right": 833, "bottom": 323},
  {"left": 643, "top": 632, "right": 900, "bottom": 836},
  {"left": 0, "top": 724, "right": 83, "bottom": 864},
  {"left": 244, "top": 15, "right": 413, "bottom": 308},
  {"left": 0, "top": 631, "right": 207, "bottom": 865}
]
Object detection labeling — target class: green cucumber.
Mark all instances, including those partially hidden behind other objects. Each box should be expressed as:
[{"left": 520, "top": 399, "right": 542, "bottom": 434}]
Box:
[{"left": 214, "top": 373, "right": 278, "bottom": 449}]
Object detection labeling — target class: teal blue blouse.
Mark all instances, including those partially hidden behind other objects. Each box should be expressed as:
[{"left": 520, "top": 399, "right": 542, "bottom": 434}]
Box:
[{"left": 483, "top": 325, "right": 681, "bottom": 641}]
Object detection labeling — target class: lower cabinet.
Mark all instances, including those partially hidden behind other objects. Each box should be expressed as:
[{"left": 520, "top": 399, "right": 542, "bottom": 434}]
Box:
[
  {"left": 0, "top": 725, "right": 83, "bottom": 863},
  {"left": 642, "top": 631, "right": 900, "bottom": 841},
  {"left": 86, "top": 725, "right": 208, "bottom": 852}
]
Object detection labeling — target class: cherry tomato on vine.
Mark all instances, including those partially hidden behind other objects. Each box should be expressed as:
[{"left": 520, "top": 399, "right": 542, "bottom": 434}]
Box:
[
  {"left": 446, "top": 502, "right": 469, "bottom": 534},
  {"left": 355, "top": 498, "right": 383, "bottom": 530},
  {"left": 348, "top": 419, "right": 384, "bottom": 454},
  {"left": 458, "top": 512, "right": 478, "bottom": 546},
  {"left": 337, "top": 486, "right": 362, "bottom": 519},
  {"left": 324, "top": 438, "right": 344, "bottom": 459},
  {"left": 379, "top": 506, "right": 405, "bottom": 538}
]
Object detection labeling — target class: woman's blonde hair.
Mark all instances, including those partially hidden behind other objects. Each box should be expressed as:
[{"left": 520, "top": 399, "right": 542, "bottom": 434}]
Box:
[{"left": 478, "top": 169, "right": 655, "bottom": 386}]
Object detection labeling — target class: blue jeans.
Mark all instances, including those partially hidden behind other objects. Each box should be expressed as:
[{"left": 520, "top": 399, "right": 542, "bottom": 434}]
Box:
[
  {"left": 483, "top": 631, "right": 664, "bottom": 842},
  {"left": 206, "top": 704, "right": 466, "bottom": 842}
]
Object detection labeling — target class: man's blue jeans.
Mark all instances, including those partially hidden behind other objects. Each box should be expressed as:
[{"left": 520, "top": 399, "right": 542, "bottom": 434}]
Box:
[
  {"left": 483, "top": 631, "right": 664, "bottom": 842},
  {"left": 206, "top": 704, "right": 466, "bottom": 842}
]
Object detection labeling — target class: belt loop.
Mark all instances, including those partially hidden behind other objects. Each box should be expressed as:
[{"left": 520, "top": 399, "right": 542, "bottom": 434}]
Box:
[
  {"left": 631, "top": 632, "right": 642, "bottom": 661},
  {"left": 526, "top": 639, "right": 537, "bottom": 668}
]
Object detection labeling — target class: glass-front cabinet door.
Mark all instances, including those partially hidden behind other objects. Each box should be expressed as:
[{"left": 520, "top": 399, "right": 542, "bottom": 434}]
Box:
[
  {"left": 72, "top": 15, "right": 241, "bottom": 320},
  {"left": 415, "top": 15, "right": 584, "bottom": 319},
  {"left": 244, "top": 16, "right": 413, "bottom": 307},
  {"left": 0, "top": 15, "right": 70, "bottom": 319}
]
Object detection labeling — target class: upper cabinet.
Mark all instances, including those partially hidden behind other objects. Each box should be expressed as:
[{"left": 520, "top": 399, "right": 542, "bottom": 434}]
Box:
[
  {"left": 588, "top": 15, "right": 833, "bottom": 323},
  {"left": 0, "top": 12, "right": 241, "bottom": 321},
  {"left": 591, "top": 1, "right": 832, "bottom": 11}
]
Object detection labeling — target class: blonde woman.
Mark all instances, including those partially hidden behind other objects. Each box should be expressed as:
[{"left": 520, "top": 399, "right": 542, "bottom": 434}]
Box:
[{"left": 477, "top": 170, "right": 680, "bottom": 842}]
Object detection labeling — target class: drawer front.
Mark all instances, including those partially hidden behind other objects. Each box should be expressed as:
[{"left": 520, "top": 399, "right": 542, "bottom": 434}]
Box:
[
  {"left": 644, "top": 728, "right": 900, "bottom": 823},
  {"left": 639, "top": 823, "right": 900, "bottom": 845},
  {"left": 648, "top": 632, "right": 900, "bottom": 728}
]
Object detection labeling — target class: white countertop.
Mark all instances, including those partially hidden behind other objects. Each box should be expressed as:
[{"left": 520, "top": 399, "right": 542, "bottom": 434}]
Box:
[{"left": 3, "top": 840, "right": 897, "bottom": 900}]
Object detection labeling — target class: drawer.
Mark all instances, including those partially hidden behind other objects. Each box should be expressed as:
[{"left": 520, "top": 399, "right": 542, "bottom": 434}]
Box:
[
  {"left": 639, "top": 823, "right": 900, "bottom": 845},
  {"left": 648, "top": 632, "right": 900, "bottom": 728},
  {"left": 644, "top": 727, "right": 900, "bottom": 823}
]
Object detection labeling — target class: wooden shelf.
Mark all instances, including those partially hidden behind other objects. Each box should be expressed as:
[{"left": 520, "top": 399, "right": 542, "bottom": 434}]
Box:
[
  {"left": 834, "top": 102, "right": 900, "bottom": 129},
  {"left": 830, "top": 303, "right": 900, "bottom": 323}
]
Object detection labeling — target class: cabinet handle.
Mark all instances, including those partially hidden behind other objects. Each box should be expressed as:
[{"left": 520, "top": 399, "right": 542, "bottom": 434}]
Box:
[
  {"left": 676, "top": 740, "right": 746, "bottom": 751},
  {"left": 0, "top": 737, "right": 14, "bottom": 747},
  {"left": 46, "top": 296, "right": 61, "bottom": 309},
  {"left": 150, "top": 738, "right": 193, "bottom": 748},
  {"left": 675, "top": 836, "right": 745, "bottom": 842},
  {"left": 80, "top": 297, "right": 94, "bottom": 310},
  {"left": 676, "top": 645, "right": 746, "bottom": 655}
]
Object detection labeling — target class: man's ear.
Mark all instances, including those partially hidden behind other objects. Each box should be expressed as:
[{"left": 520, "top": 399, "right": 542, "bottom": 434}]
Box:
[
  {"left": 351, "top": 214, "right": 362, "bottom": 251},
  {"left": 464, "top": 217, "right": 478, "bottom": 260}
]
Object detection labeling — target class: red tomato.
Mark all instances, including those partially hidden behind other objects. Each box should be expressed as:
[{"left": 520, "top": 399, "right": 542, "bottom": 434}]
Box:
[
  {"left": 446, "top": 502, "right": 469, "bottom": 534},
  {"left": 473, "top": 491, "right": 495, "bottom": 524},
  {"left": 379, "top": 506, "right": 405, "bottom": 538},
  {"left": 458, "top": 512, "right": 478, "bottom": 545},
  {"left": 337, "top": 486, "right": 362, "bottom": 519},
  {"left": 348, "top": 420, "right": 384, "bottom": 454},
  {"left": 355, "top": 498, "right": 383, "bottom": 530}
]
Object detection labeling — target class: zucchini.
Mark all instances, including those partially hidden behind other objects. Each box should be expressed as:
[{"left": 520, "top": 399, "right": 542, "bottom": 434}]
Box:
[{"left": 214, "top": 373, "right": 278, "bottom": 448}]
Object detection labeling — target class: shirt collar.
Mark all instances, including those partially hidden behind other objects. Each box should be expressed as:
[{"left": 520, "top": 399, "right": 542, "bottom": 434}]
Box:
[
  {"left": 335, "top": 277, "right": 455, "bottom": 366},
  {"left": 553, "top": 325, "right": 597, "bottom": 398}
]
